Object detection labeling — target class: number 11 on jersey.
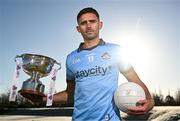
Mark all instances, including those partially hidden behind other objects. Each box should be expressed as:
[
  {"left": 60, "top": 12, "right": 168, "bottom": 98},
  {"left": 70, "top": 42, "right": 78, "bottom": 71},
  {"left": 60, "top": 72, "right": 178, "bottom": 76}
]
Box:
[{"left": 88, "top": 56, "right": 94, "bottom": 62}]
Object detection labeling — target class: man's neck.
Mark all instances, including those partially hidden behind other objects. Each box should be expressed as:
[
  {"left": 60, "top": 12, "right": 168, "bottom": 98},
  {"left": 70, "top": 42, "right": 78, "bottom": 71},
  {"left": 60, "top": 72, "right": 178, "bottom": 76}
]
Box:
[{"left": 83, "top": 38, "right": 100, "bottom": 49}]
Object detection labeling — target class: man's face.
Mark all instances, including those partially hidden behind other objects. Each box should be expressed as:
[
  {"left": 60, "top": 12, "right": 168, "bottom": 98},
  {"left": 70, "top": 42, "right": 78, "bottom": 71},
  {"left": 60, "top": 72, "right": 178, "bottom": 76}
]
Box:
[{"left": 76, "top": 13, "right": 102, "bottom": 41}]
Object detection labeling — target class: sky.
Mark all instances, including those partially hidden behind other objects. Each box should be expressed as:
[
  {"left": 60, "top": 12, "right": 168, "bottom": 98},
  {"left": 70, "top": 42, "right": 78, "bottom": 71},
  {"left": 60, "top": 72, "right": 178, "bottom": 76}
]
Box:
[{"left": 0, "top": 0, "right": 179, "bottom": 98}]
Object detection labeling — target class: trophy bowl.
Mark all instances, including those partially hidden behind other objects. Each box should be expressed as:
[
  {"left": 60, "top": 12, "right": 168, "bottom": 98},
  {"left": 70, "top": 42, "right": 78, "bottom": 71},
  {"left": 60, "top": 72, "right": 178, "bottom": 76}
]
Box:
[{"left": 15, "top": 53, "right": 61, "bottom": 101}]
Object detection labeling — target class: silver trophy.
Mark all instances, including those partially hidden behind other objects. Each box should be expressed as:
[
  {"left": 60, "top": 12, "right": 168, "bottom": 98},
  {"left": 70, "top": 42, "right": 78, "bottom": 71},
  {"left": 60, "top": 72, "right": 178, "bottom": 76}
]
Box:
[{"left": 15, "top": 53, "right": 61, "bottom": 100}]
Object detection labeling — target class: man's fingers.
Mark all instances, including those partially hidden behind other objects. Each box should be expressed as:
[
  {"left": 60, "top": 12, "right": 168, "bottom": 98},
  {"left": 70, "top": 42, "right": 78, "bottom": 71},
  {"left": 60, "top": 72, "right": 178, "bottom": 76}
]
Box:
[
  {"left": 128, "top": 106, "right": 147, "bottom": 115},
  {"left": 128, "top": 106, "right": 146, "bottom": 112},
  {"left": 27, "top": 96, "right": 43, "bottom": 103},
  {"left": 127, "top": 110, "right": 147, "bottom": 115},
  {"left": 127, "top": 104, "right": 151, "bottom": 116},
  {"left": 126, "top": 99, "right": 154, "bottom": 116}
]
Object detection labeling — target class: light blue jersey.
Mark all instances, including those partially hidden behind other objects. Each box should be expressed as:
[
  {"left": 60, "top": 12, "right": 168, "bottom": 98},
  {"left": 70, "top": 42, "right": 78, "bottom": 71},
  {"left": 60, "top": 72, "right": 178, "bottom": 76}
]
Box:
[{"left": 66, "top": 39, "right": 131, "bottom": 121}]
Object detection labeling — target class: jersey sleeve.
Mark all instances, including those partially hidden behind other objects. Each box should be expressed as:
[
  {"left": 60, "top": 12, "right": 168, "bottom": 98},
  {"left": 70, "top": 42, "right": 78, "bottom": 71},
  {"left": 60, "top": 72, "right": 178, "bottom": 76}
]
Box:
[
  {"left": 117, "top": 47, "right": 132, "bottom": 73},
  {"left": 66, "top": 55, "right": 75, "bottom": 82}
]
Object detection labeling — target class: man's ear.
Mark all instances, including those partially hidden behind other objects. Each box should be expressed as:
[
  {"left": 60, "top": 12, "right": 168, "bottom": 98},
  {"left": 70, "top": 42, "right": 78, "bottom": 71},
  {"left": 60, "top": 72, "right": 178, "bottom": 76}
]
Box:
[
  {"left": 99, "top": 21, "right": 103, "bottom": 30},
  {"left": 76, "top": 26, "right": 81, "bottom": 33}
]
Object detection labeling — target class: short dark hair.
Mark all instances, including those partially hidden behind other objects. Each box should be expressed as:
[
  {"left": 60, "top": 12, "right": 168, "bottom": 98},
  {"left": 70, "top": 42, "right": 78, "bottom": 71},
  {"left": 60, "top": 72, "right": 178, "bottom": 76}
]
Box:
[{"left": 77, "top": 7, "right": 100, "bottom": 23}]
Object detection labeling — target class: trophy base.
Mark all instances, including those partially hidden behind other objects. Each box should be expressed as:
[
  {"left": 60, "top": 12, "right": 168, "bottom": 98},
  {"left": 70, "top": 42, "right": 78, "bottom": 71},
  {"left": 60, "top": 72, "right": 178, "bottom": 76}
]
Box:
[{"left": 18, "top": 89, "right": 45, "bottom": 102}]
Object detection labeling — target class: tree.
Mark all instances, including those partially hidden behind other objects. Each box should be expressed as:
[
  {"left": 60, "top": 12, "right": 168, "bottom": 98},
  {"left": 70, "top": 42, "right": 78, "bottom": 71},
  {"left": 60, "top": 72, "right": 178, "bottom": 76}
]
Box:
[
  {"left": 164, "top": 95, "right": 176, "bottom": 106},
  {"left": 152, "top": 93, "right": 164, "bottom": 106},
  {"left": 175, "top": 89, "right": 180, "bottom": 105}
]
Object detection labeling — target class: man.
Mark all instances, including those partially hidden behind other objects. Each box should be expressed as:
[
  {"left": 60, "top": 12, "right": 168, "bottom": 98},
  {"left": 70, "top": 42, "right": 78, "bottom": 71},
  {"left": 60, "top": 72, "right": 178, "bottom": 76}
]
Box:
[{"left": 33, "top": 7, "right": 154, "bottom": 121}]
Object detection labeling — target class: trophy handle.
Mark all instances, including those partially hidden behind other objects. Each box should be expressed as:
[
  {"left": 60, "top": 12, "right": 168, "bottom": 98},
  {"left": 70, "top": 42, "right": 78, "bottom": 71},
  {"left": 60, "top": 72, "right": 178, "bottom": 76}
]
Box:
[
  {"left": 15, "top": 55, "right": 22, "bottom": 62},
  {"left": 55, "top": 61, "right": 61, "bottom": 70}
]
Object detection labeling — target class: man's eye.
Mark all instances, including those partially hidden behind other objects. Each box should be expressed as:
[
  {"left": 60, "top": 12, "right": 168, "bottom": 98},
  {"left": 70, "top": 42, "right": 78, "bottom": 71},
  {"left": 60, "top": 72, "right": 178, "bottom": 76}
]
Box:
[
  {"left": 80, "top": 21, "right": 87, "bottom": 25},
  {"left": 89, "top": 20, "right": 96, "bottom": 23}
]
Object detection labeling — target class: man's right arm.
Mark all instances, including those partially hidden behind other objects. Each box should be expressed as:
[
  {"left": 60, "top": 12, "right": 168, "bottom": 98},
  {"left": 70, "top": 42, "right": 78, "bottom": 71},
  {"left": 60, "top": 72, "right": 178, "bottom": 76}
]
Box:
[{"left": 43, "top": 81, "right": 75, "bottom": 105}]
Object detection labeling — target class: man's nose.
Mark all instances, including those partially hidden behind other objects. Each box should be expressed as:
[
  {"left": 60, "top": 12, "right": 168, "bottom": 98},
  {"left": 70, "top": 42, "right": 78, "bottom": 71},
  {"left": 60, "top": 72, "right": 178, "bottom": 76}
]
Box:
[{"left": 87, "top": 21, "right": 91, "bottom": 27}]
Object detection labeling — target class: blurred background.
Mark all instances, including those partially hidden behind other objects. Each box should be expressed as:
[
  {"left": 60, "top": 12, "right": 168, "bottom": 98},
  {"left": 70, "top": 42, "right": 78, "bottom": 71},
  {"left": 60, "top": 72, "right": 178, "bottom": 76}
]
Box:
[{"left": 0, "top": 0, "right": 179, "bottom": 107}]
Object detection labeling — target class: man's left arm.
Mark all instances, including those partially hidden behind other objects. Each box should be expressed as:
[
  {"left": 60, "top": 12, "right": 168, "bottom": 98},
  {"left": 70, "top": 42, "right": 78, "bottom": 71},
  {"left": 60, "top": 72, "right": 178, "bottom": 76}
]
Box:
[{"left": 122, "top": 67, "right": 155, "bottom": 115}]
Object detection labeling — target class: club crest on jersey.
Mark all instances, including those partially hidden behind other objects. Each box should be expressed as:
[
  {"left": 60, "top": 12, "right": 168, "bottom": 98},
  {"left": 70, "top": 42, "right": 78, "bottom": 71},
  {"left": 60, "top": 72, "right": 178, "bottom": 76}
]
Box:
[{"left": 101, "top": 52, "right": 111, "bottom": 60}]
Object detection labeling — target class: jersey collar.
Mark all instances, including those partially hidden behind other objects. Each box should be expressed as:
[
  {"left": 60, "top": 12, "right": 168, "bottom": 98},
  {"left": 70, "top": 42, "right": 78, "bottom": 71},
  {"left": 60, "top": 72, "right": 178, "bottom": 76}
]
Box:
[{"left": 77, "top": 39, "right": 106, "bottom": 52}]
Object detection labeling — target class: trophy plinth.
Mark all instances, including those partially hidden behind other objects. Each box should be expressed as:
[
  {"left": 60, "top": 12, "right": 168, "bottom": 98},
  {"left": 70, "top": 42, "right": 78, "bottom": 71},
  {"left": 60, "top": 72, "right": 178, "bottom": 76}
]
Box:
[
  {"left": 15, "top": 53, "right": 61, "bottom": 100},
  {"left": 18, "top": 76, "right": 45, "bottom": 99}
]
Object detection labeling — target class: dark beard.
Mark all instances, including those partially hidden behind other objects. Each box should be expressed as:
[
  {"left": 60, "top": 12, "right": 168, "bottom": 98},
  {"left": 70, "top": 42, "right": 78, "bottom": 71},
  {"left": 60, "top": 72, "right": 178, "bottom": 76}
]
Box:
[{"left": 82, "top": 32, "right": 99, "bottom": 41}]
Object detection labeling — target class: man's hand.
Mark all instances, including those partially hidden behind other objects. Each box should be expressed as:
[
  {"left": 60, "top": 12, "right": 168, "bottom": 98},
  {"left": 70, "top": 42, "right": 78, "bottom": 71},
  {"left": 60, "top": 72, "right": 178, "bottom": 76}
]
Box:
[
  {"left": 19, "top": 90, "right": 46, "bottom": 104},
  {"left": 26, "top": 94, "right": 47, "bottom": 105},
  {"left": 127, "top": 99, "right": 154, "bottom": 115},
  {"left": 28, "top": 94, "right": 46, "bottom": 103}
]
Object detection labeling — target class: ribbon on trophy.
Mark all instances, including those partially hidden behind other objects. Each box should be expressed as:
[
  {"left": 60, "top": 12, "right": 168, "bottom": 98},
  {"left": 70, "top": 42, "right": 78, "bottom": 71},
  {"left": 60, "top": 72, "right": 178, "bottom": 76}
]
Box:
[
  {"left": 9, "top": 59, "right": 21, "bottom": 102},
  {"left": 46, "top": 68, "right": 58, "bottom": 106}
]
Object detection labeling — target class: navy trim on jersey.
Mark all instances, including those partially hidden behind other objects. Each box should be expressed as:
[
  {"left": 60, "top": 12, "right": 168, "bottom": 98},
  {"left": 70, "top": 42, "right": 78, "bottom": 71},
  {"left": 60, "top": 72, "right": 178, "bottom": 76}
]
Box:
[{"left": 77, "top": 38, "right": 105, "bottom": 52}]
